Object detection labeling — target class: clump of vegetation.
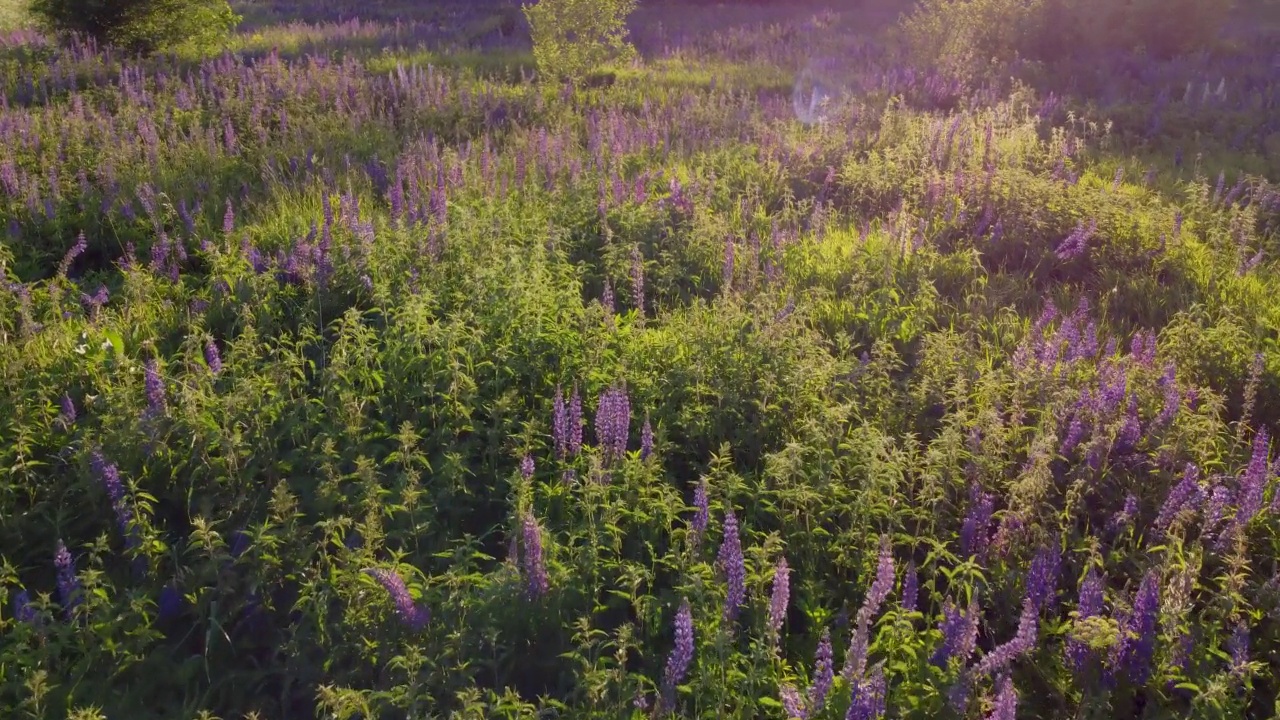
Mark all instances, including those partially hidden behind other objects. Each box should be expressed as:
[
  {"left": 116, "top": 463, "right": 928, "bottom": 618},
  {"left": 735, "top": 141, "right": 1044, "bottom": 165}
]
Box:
[
  {"left": 28, "top": 0, "right": 239, "bottom": 53},
  {"left": 523, "top": 0, "right": 637, "bottom": 83}
]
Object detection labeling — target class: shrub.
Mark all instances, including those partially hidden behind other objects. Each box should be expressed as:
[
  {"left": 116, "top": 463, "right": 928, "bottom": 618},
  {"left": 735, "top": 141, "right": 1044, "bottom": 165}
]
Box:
[
  {"left": 522, "top": 0, "right": 637, "bottom": 84},
  {"left": 28, "top": 0, "right": 240, "bottom": 54}
]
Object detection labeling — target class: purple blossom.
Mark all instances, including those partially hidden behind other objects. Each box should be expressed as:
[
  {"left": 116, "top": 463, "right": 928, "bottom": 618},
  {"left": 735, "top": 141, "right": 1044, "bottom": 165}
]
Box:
[
  {"left": 1066, "top": 568, "right": 1105, "bottom": 672},
  {"left": 717, "top": 508, "right": 746, "bottom": 623},
  {"left": 973, "top": 597, "right": 1039, "bottom": 677},
  {"left": 1114, "top": 396, "right": 1142, "bottom": 455},
  {"left": 1060, "top": 414, "right": 1085, "bottom": 457},
  {"left": 661, "top": 599, "right": 695, "bottom": 711},
  {"left": 12, "top": 589, "right": 37, "bottom": 625},
  {"left": 986, "top": 675, "right": 1017, "bottom": 720},
  {"left": 204, "top": 340, "right": 222, "bottom": 375},
  {"left": 845, "top": 538, "right": 895, "bottom": 680},
  {"left": 845, "top": 667, "right": 886, "bottom": 720},
  {"left": 630, "top": 246, "right": 645, "bottom": 315},
  {"left": 222, "top": 198, "right": 235, "bottom": 234},
  {"left": 594, "top": 383, "right": 631, "bottom": 464},
  {"left": 1054, "top": 220, "right": 1096, "bottom": 260},
  {"left": 960, "top": 485, "right": 995, "bottom": 560},
  {"left": 1155, "top": 463, "right": 1203, "bottom": 534},
  {"left": 1229, "top": 429, "right": 1271, "bottom": 532},
  {"left": 54, "top": 540, "right": 79, "bottom": 617},
  {"left": 780, "top": 684, "right": 807, "bottom": 719},
  {"left": 1156, "top": 363, "right": 1181, "bottom": 427},
  {"left": 1109, "top": 494, "right": 1139, "bottom": 534},
  {"left": 521, "top": 513, "right": 549, "bottom": 600},
  {"left": 601, "top": 280, "right": 615, "bottom": 317},
  {"left": 769, "top": 556, "right": 790, "bottom": 638},
  {"left": 144, "top": 358, "right": 165, "bottom": 415},
  {"left": 59, "top": 393, "right": 76, "bottom": 427},
  {"left": 1025, "top": 545, "right": 1060, "bottom": 611},
  {"left": 902, "top": 561, "right": 918, "bottom": 613},
  {"left": 931, "top": 597, "right": 979, "bottom": 667},
  {"left": 520, "top": 454, "right": 535, "bottom": 480},
  {"left": 90, "top": 449, "right": 134, "bottom": 543},
  {"left": 809, "top": 629, "right": 835, "bottom": 712},
  {"left": 1227, "top": 623, "right": 1249, "bottom": 676},
  {"left": 691, "top": 480, "right": 709, "bottom": 543},
  {"left": 1110, "top": 570, "right": 1159, "bottom": 686},
  {"left": 364, "top": 568, "right": 429, "bottom": 630},
  {"left": 1201, "top": 484, "right": 1233, "bottom": 541}
]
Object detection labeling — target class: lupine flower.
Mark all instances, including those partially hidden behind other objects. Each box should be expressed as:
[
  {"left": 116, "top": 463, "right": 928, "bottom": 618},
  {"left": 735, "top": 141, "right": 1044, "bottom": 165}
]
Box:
[
  {"left": 595, "top": 383, "right": 630, "bottom": 464},
  {"left": 158, "top": 585, "right": 184, "bottom": 621},
  {"left": 630, "top": 246, "right": 645, "bottom": 315},
  {"left": 90, "top": 449, "right": 134, "bottom": 544},
  {"left": 902, "top": 561, "right": 918, "bottom": 613},
  {"left": 931, "top": 597, "right": 979, "bottom": 667},
  {"left": 769, "top": 556, "right": 790, "bottom": 638},
  {"left": 601, "top": 280, "right": 615, "bottom": 317},
  {"left": 640, "top": 414, "right": 654, "bottom": 461},
  {"left": 54, "top": 540, "right": 80, "bottom": 617},
  {"left": 691, "top": 480, "right": 709, "bottom": 543},
  {"left": 520, "top": 454, "right": 535, "bottom": 480},
  {"left": 1155, "top": 363, "right": 1181, "bottom": 427},
  {"left": 520, "top": 513, "right": 549, "bottom": 600},
  {"left": 973, "top": 597, "right": 1039, "bottom": 677},
  {"left": 717, "top": 508, "right": 746, "bottom": 623},
  {"left": 780, "top": 684, "right": 807, "bottom": 719},
  {"left": 1026, "top": 545, "right": 1060, "bottom": 611},
  {"left": 987, "top": 675, "right": 1017, "bottom": 720},
  {"left": 12, "top": 589, "right": 37, "bottom": 624},
  {"left": 1060, "top": 414, "right": 1085, "bottom": 457},
  {"left": 1054, "top": 220, "right": 1096, "bottom": 260},
  {"left": 661, "top": 599, "right": 695, "bottom": 710},
  {"left": 845, "top": 667, "right": 886, "bottom": 720},
  {"left": 59, "top": 393, "right": 77, "bottom": 427},
  {"left": 845, "top": 538, "right": 895, "bottom": 679},
  {"left": 144, "top": 358, "right": 165, "bottom": 415},
  {"left": 1155, "top": 463, "right": 1203, "bottom": 534},
  {"left": 960, "top": 485, "right": 995, "bottom": 560},
  {"left": 222, "top": 198, "right": 235, "bottom": 234},
  {"left": 1227, "top": 623, "right": 1249, "bottom": 677},
  {"left": 1109, "top": 494, "right": 1139, "bottom": 534},
  {"left": 1201, "top": 484, "right": 1233, "bottom": 541},
  {"left": 364, "top": 568, "right": 429, "bottom": 630},
  {"left": 809, "top": 630, "right": 835, "bottom": 711},
  {"left": 204, "top": 340, "right": 222, "bottom": 375},
  {"left": 1110, "top": 569, "right": 1159, "bottom": 685},
  {"left": 1115, "top": 396, "right": 1142, "bottom": 455},
  {"left": 1229, "top": 429, "right": 1271, "bottom": 533},
  {"left": 1066, "top": 568, "right": 1105, "bottom": 672}
]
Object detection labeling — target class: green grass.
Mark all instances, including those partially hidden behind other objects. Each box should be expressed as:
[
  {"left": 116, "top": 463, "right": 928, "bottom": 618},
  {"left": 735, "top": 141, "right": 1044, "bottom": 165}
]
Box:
[{"left": 0, "top": 0, "right": 27, "bottom": 30}]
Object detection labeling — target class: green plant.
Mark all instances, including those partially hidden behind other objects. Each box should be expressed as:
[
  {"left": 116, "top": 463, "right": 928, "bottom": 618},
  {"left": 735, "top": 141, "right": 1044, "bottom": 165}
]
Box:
[
  {"left": 522, "top": 0, "right": 637, "bottom": 84},
  {"left": 28, "top": 0, "right": 239, "bottom": 54}
]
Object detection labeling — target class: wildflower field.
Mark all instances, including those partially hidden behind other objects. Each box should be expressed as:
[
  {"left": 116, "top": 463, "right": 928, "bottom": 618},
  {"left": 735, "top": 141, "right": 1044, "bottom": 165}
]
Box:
[{"left": 2, "top": 0, "right": 1280, "bottom": 718}]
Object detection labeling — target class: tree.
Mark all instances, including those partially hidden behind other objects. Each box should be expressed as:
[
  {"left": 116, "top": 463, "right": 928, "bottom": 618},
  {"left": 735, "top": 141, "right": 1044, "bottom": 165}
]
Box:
[
  {"left": 523, "top": 0, "right": 637, "bottom": 85},
  {"left": 29, "top": 0, "right": 240, "bottom": 54}
]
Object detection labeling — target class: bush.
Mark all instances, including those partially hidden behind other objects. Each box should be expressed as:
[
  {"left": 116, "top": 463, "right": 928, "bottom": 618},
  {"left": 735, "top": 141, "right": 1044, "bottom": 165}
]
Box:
[
  {"left": 29, "top": 0, "right": 240, "bottom": 53},
  {"left": 523, "top": 0, "right": 637, "bottom": 84},
  {"left": 901, "top": 0, "right": 1235, "bottom": 81}
]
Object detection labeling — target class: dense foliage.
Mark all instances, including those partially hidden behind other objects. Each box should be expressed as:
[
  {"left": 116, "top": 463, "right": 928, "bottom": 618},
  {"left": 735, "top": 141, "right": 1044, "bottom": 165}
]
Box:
[
  {"left": 523, "top": 0, "right": 637, "bottom": 83},
  {"left": 0, "top": 1, "right": 1279, "bottom": 719},
  {"left": 28, "top": 0, "right": 239, "bottom": 53}
]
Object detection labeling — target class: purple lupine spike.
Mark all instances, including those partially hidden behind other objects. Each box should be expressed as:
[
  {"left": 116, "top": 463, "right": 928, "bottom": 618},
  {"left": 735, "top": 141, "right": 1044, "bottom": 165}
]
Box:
[
  {"left": 1155, "top": 463, "right": 1203, "bottom": 534},
  {"left": 1060, "top": 414, "right": 1085, "bottom": 457},
  {"left": 630, "top": 246, "right": 645, "bottom": 315},
  {"left": 158, "top": 584, "right": 185, "bottom": 621},
  {"left": 552, "top": 385, "right": 568, "bottom": 459},
  {"left": 1066, "top": 568, "right": 1105, "bottom": 672},
  {"left": 986, "top": 675, "right": 1017, "bottom": 720},
  {"left": 90, "top": 449, "right": 133, "bottom": 542},
  {"left": 1227, "top": 623, "right": 1249, "bottom": 676},
  {"left": 1201, "top": 484, "right": 1233, "bottom": 541},
  {"left": 717, "top": 508, "right": 746, "bottom": 623},
  {"left": 12, "top": 589, "right": 37, "bottom": 625},
  {"left": 661, "top": 599, "right": 695, "bottom": 711},
  {"left": 960, "top": 485, "right": 995, "bottom": 560},
  {"left": 931, "top": 597, "right": 980, "bottom": 667},
  {"left": 780, "top": 684, "right": 807, "bottom": 719},
  {"left": 845, "top": 667, "right": 886, "bottom": 720},
  {"left": 1231, "top": 429, "right": 1271, "bottom": 530},
  {"left": 595, "top": 383, "right": 631, "bottom": 464},
  {"left": 691, "top": 480, "right": 709, "bottom": 543},
  {"left": 59, "top": 232, "right": 88, "bottom": 276},
  {"left": 1115, "top": 396, "right": 1141, "bottom": 455},
  {"left": 973, "top": 596, "right": 1039, "bottom": 678},
  {"left": 1109, "top": 494, "right": 1138, "bottom": 534},
  {"left": 809, "top": 629, "right": 835, "bottom": 712},
  {"left": 601, "top": 280, "right": 615, "bottom": 316},
  {"left": 222, "top": 198, "right": 235, "bottom": 234},
  {"left": 54, "top": 540, "right": 80, "bottom": 617},
  {"left": 902, "top": 561, "right": 918, "bottom": 613},
  {"left": 863, "top": 538, "right": 895, "bottom": 621},
  {"left": 204, "top": 340, "right": 222, "bottom": 375},
  {"left": 1156, "top": 363, "right": 1181, "bottom": 427},
  {"left": 60, "top": 393, "right": 76, "bottom": 427},
  {"left": 640, "top": 414, "right": 654, "bottom": 461},
  {"left": 520, "top": 454, "right": 535, "bottom": 480},
  {"left": 144, "top": 358, "right": 165, "bottom": 415},
  {"left": 568, "top": 385, "right": 583, "bottom": 458},
  {"left": 769, "top": 556, "right": 791, "bottom": 638},
  {"left": 520, "top": 513, "right": 549, "bottom": 600},
  {"left": 364, "top": 568, "right": 429, "bottom": 630},
  {"left": 1026, "top": 545, "right": 1060, "bottom": 611},
  {"left": 1110, "top": 569, "right": 1159, "bottom": 685}
]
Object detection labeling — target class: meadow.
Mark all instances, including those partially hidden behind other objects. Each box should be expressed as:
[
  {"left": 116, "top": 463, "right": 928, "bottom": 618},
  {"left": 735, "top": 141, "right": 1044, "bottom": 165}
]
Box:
[{"left": 1, "top": 0, "right": 1280, "bottom": 718}]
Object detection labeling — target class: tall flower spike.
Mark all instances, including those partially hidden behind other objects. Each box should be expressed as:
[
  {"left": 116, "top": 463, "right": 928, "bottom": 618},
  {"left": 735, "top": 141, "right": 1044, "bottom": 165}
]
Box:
[
  {"left": 60, "top": 393, "right": 77, "bottom": 427},
  {"left": 90, "top": 449, "right": 134, "bottom": 543},
  {"left": 1110, "top": 569, "right": 1159, "bottom": 685},
  {"left": 364, "top": 568, "right": 428, "bottom": 630},
  {"left": 717, "top": 508, "right": 746, "bottom": 623},
  {"left": 661, "top": 599, "right": 695, "bottom": 711},
  {"left": 768, "top": 556, "right": 790, "bottom": 639},
  {"left": 809, "top": 630, "right": 835, "bottom": 712},
  {"left": 1025, "top": 545, "right": 1060, "bottom": 611},
  {"left": 54, "top": 540, "right": 80, "bottom": 617},
  {"left": 902, "top": 561, "right": 919, "bottom": 613},
  {"left": 144, "top": 358, "right": 165, "bottom": 415},
  {"left": 986, "top": 675, "right": 1017, "bottom": 720},
  {"left": 12, "top": 589, "right": 37, "bottom": 624},
  {"left": 691, "top": 480, "right": 709, "bottom": 544},
  {"left": 932, "top": 597, "right": 980, "bottom": 667},
  {"left": 1067, "top": 568, "right": 1106, "bottom": 673},
  {"left": 779, "top": 684, "right": 807, "bottom": 720},
  {"left": 520, "top": 513, "right": 549, "bottom": 600},
  {"left": 973, "top": 596, "right": 1039, "bottom": 678},
  {"left": 640, "top": 414, "right": 654, "bottom": 461},
  {"left": 845, "top": 667, "right": 886, "bottom": 720},
  {"left": 204, "top": 340, "right": 222, "bottom": 375},
  {"left": 520, "top": 454, "right": 535, "bottom": 480}
]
